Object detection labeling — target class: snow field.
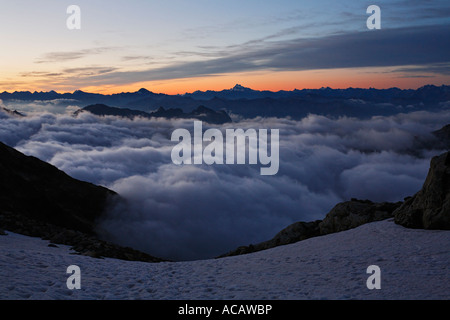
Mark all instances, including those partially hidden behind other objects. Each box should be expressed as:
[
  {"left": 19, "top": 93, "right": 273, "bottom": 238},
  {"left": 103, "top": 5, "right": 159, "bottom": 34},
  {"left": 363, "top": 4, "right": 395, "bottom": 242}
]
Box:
[{"left": 0, "top": 219, "right": 449, "bottom": 300}]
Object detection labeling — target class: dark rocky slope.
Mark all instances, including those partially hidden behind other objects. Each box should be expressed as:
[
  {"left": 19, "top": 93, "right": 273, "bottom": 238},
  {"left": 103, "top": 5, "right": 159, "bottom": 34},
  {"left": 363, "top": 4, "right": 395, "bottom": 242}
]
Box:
[
  {"left": 394, "top": 151, "right": 450, "bottom": 229},
  {"left": 432, "top": 124, "right": 450, "bottom": 150},
  {"left": 218, "top": 199, "right": 401, "bottom": 257},
  {"left": 0, "top": 141, "right": 115, "bottom": 234},
  {"left": 0, "top": 141, "right": 165, "bottom": 262}
]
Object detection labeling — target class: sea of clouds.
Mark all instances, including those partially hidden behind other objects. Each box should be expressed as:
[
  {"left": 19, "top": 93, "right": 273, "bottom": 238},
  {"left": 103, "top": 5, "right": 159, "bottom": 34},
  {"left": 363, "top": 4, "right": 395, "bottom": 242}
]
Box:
[{"left": 1, "top": 102, "right": 449, "bottom": 260}]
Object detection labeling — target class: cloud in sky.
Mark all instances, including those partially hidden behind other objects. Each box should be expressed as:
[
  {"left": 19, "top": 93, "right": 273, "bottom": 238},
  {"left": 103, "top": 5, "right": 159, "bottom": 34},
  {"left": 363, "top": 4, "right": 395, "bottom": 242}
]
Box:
[
  {"left": 1, "top": 106, "right": 449, "bottom": 260},
  {"left": 35, "top": 47, "right": 120, "bottom": 64},
  {"left": 392, "top": 63, "right": 450, "bottom": 77},
  {"left": 49, "top": 24, "right": 450, "bottom": 88}
]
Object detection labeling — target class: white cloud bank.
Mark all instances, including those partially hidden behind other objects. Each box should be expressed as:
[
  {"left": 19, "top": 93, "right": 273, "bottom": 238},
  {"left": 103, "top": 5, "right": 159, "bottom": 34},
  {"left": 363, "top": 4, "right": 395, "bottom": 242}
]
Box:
[{"left": 1, "top": 107, "right": 449, "bottom": 260}]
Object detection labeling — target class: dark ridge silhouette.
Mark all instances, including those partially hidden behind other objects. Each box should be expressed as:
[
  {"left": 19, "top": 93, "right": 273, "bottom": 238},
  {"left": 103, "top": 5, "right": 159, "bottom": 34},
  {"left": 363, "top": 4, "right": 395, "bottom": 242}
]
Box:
[
  {"left": 1, "top": 84, "right": 449, "bottom": 120},
  {"left": 74, "top": 103, "right": 150, "bottom": 119},
  {"left": 217, "top": 199, "right": 401, "bottom": 258},
  {"left": 75, "top": 103, "right": 232, "bottom": 124},
  {"left": 394, "top": 151, "right": 450, "bottom": 230},
  {"left": 432, "top": 124, "right": 450, "bottom": 150},
  {"left": 1, "top": 107, "right": 24, "bottom": 117},
  {"left": 0, "top": 141, "right": 165, "bottom": 262},
  {"left": 0, "top": 141, "right": 116, "bottom": 234}
]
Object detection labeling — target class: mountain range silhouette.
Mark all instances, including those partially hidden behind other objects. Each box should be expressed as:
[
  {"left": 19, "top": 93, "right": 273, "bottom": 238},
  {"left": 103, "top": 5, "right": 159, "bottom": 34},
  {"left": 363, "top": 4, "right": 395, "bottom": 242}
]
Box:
[{"left": 2, "top": 84, "right": 449, "bottom": 120}]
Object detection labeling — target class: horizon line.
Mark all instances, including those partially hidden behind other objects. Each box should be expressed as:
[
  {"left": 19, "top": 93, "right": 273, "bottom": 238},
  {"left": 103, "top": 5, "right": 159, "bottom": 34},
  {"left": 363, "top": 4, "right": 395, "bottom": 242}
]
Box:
[{"left": 1, "top": 83, "right": 448, "bottom": 96}]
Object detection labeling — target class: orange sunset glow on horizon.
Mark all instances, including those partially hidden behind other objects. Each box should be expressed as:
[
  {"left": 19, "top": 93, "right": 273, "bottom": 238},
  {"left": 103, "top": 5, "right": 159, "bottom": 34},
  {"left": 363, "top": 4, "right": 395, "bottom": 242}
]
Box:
[
  {"left": 84, "top": 68, "right": 450, "bottom": 95},
  {"left": 3, "top": 67, "right": 448, "bottom": 96}
]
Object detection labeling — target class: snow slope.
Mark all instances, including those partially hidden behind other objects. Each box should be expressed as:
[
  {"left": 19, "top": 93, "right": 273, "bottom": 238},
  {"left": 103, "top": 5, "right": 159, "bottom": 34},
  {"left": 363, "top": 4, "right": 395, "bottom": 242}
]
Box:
[{"left": 0, "top": 219, "right": 448, "bottom": 300}]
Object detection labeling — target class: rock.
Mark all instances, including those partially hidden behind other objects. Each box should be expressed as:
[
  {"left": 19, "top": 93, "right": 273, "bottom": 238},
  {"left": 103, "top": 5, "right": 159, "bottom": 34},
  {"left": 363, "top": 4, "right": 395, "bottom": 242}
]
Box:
[
  {"left": 262, "top": 220, "right": 321, "bottom": 248},
  {"left": 0, "top": 142, "right": 167, "bottom": 263},
  {"left": 407, "top": 123, "right": 450, "bottom": 157},
  {"left": 431, "top": 124, "right": 450, "bottom": 150},
  {"left": 319, "top": 199, "right": 401, "bottom": 235},
  {"left": 217, "top": 151, "right": 449, "bottom": 258},
  {"left": 218, "top": 220, "right": 320, "bottom": 257},
  {"left": 218, "top": 199, "right": 401, "bottom": 258},
  {"left": 0, "top": 141, "right": 118, "bottom": 234},
  {"left": 0, "top": 210, "right": 166, "bottom": 262},
  {"left": 394, "top": 151, "right": 450, "bottom": 230}
]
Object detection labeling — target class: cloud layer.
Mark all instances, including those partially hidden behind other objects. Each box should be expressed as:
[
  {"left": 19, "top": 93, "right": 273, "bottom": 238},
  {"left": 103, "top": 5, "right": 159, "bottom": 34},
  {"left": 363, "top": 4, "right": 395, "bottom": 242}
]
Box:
[{"left": 1, "top": 107, "right": 449, "bottom": 260}]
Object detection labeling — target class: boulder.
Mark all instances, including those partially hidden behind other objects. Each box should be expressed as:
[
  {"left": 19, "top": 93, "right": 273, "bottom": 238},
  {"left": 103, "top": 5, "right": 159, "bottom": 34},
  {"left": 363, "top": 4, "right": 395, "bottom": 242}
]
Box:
[
  {"left": 394, "top": 151, "right": 450, "bottom": 229},
  {"left": 266, "top": 220, "right": 321, "bottom": 247},
  {"left": 218, "top": 199, "right": 401, "bottom": 258},
  {"left": 218, "top": 221, "right": 320, "bottom": 257},
  {"left": 319, "top": 199, "right": 401, "bottom": 235}
]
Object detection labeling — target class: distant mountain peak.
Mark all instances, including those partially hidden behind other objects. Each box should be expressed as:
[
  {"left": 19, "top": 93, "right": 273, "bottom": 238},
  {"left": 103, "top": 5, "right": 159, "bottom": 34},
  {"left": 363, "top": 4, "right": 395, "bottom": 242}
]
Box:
[
  {"left": 231, "top": 84, "right": 252, "bottom": 92},
  {"left": 193, "top": 105, "right": 209, "bottom": 112},
  {"left": 137, "top": 88, "right": 152, "bottom": 94},
  {"left": 1, "top": 107, "right": 25, "bottom": 117}
]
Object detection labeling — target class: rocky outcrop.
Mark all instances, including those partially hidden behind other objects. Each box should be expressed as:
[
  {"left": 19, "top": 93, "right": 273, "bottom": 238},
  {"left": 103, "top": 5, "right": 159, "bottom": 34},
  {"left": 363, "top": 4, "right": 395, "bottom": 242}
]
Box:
[
  {"left": 220, "top": 150, "right": 450, "bottom": 258},
  {"left": 431, "top": 124, "right": 450, "bottom": 150},
  {"left": 0, "top": 141, "right": 166, "bottom": 262},
  {"left": 319, "top": 199, "right": 401, "bottom": 235},
  {"left": 0, "top": 210, "right": 165, "bottom": 262},
  {"left": 411, "top": 123, "right": 450, "bottom": 153},
  {"left": 394, "top": 151, "right": 450, "bottom": 229},
  {"left": 218, "top": 220, "right": 321, "bottom": 257},
  {"left": 0, "top": 141, "right": 116, "bottom": 234},
  {"left": 219, "top": 199, "right": 401, "bottom": 258}
]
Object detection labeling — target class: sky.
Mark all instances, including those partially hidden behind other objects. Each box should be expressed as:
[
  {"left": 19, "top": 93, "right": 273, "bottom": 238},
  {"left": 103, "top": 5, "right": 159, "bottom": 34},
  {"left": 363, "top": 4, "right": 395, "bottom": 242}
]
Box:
[{"left": 0, "top": 0, "right": 449, "bottom": 94}]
